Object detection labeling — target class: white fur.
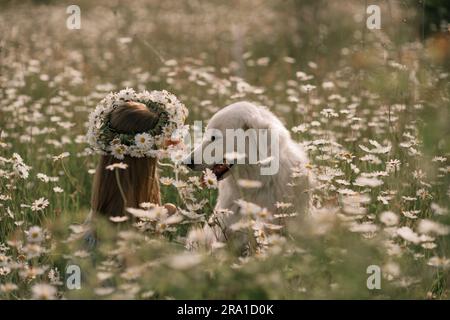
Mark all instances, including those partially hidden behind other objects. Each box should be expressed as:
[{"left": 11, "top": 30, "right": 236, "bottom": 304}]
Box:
[{"left": 188, "top": 101, "right": 311, "bottom": 238}]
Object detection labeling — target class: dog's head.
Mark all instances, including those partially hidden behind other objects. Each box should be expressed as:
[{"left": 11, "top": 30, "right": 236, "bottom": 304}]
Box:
[{"left": 184, "top": 102, "right": 283, "bottom": 180}]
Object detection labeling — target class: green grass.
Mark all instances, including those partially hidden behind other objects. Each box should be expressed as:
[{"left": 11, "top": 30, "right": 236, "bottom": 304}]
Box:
[{"left": 0, "top": 0, "right": 449, "bottom": 299}]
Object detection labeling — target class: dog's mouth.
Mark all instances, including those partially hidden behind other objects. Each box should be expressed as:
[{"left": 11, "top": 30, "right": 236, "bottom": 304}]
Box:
[{"left": 211, "top": 163, "right": 234, "bottom": 181}]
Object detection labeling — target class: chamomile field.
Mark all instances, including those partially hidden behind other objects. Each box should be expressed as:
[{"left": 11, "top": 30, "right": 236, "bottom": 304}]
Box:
[{"left": 0, "top": 0, "right": 449, "bottom": 299}]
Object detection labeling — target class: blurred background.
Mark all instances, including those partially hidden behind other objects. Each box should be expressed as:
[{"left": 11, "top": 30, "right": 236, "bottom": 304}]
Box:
[{"left": 0, "top": 0, "right": 449, "bottom": 299}]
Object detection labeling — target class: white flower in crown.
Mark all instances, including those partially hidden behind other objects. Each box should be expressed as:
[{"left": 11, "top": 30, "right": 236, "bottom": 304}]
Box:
[
  {"left": 117, "top": 87, "right": 137, "bottom": 101},
  {"left": 110, "top": 144, "right": 128, "bottom": 160},
  {"left": 135, "top": 133, "right": 154, "bottom": 148},
  {"left": 128, "top": 147, "right": 143, "bottom": 158},
  {"left": 86, "top": 88, "right": 188, "bottom": 159}
]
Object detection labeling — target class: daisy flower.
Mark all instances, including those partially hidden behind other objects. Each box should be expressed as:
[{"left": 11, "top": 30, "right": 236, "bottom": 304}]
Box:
[
  {"left": 396, "top": 226, "right": 421, "bottom": 244},
  {"left": 354, "top": 176, "right": 383, "bottom": 188},
  {"left": 427, "top": 257, "right": 450, "bottom": 268},
  {"left": 202, "top": 168, "right": 218, "bottom": 189},
  {"left": 109, "top": 216, "right": 129, "bottom": 223},
  {"left": 12, "top": 153, "right": 31, "bottom": 179},
  {"left": 0, "top": 283, "right": 18, "bottom": 294},
  {"left": 134, "top": 133, "right": 153, "bottom": 148},
  {"left": 167, "top": 252, "right": 203, "bottom": 270},
  {"left": 238, "top": 179, "right": 262, "bottom": 188},
  {"left": 418, "top": 219, "right": 450, "bottom": 236},
  {"left": 224, "top": 151, "right": 246, "bottom": 163},
  {"left": 160, "top": 177, "right": 175, "bottom": 185},
  {"left": 31, "top": 283, "right": 57, "bottom": 300},
  {"left": 379, "top": 211, "right": 399, "bottom": 226},
  {"left": 52, "top": 152, "right": 70, "bottom": 162},
  {"left": 110, "top": 144, "right": 128, "bottom": 160},
  {"left": 31, "top": 198, "right": 49, "bottom": 212},
  {"left": 53, "top": 187, "right": 64, "bottom": 193},
  {"left": 117, "top": 87, "right": 136, "bottom": 101},
  {"left": 106, "top": 162, "right": 128, "bottom": 171},
  {"left": 27, "top": 226, "right": 43, "bottom": 243},
  {"left": 37, "top": 173, "right": 50, "bottom": 183}
]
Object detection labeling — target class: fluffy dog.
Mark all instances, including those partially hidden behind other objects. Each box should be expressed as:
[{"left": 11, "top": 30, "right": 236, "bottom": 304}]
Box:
[{"left": 185, "top": 101, "right": 311, "bottom": 239}]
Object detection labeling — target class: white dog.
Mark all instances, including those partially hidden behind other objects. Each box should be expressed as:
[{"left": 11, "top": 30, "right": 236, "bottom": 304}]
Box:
[{"left": 185, "top": 101, "right": 311, "bottom": 239}]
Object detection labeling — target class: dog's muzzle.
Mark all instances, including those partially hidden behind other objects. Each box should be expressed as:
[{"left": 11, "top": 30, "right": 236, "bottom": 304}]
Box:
[
  {"left": 183, "top": 153, "right": 234, "bottom": 181},
  {"left": 211, "top": 163, "right": 234, "bottom": 181}
]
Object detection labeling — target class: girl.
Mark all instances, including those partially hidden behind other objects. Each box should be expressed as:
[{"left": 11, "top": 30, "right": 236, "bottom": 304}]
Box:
[
  {"left": 91, "top": 101, "right": 162, "bottom": 216},
  {"left": 85, "top": 88, "right": 188, "bottom": 244}
]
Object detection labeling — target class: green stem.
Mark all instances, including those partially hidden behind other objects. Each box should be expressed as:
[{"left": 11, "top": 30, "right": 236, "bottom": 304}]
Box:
[{"left": 60, "top": 160, "right": 82, "bottom": 194}]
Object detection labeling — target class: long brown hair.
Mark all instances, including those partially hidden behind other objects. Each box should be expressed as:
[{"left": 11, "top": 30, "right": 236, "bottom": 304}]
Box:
[{"left": 91, "top": 101, "right": 161, "bottom": 217}]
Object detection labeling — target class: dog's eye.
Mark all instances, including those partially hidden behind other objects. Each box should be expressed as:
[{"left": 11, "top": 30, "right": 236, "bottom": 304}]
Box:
[{"left": 211, "top": 135, "right": 216, "bottom": 142}]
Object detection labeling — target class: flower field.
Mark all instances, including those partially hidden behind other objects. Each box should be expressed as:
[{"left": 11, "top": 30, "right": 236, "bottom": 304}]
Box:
[{"left": 0, "top": 0, "right": 449, "bottom": 299}]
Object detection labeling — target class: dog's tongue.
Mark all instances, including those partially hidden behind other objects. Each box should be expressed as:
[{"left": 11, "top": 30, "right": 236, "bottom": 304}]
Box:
[
  {"left": 213, "top": 164, "right": 230, "bottom": 178},
  {"left": 201, "top": 164, "right": 231, "bottom": 184}
]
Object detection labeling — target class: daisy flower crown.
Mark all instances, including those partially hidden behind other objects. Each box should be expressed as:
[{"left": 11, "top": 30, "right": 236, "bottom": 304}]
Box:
[{"left": 87, "top": 88, "right": 188, "bottom": 159}]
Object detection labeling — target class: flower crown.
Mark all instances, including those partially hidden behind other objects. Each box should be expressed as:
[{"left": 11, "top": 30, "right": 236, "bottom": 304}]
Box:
[{"left": 87, "top": 88, "right": 188, "bottom": 159}]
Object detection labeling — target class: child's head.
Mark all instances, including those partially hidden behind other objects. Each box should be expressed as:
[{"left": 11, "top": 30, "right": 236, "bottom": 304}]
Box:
[{"left": 91, "top": 101, "right": 161, "bottom": 217}]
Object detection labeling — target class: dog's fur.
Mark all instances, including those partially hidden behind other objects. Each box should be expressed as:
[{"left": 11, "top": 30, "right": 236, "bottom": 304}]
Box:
[{"left": 186, "top": 101, "right": 311, "bottom": 237}]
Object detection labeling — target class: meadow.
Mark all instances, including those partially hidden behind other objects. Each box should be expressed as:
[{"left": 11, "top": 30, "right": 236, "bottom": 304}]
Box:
[{"left": 0, "top": 0, "right": 449, "bottom": 299}]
